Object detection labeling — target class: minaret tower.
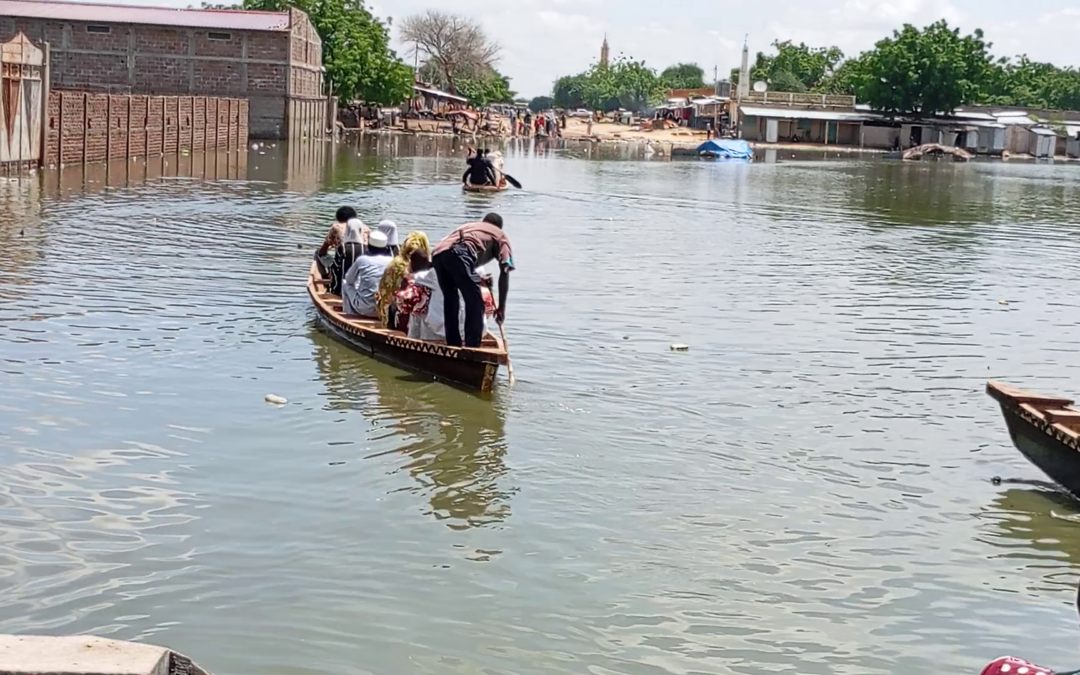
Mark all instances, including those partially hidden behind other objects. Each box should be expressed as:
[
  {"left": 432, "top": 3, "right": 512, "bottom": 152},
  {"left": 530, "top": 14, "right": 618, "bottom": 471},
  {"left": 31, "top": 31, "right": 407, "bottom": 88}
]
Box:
[{"left": 600, "top": 34, "right": 610, "bottom": 68}]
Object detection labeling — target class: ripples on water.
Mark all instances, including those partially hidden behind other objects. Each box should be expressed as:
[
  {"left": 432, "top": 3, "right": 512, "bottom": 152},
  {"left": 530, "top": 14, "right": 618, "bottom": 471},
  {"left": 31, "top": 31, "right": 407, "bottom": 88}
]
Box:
[{"left": 2, "top": 138, "right": 1080, "bottom": 675}]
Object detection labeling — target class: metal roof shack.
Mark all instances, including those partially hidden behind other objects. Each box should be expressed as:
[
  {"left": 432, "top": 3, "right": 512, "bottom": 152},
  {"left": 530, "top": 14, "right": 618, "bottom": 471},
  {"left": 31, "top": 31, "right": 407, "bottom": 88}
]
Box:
[
  {"left": 0, "top": 0, "right": 291, "bottom": 30},
  {"left": 739, "top": 105, "right": 874, "bottom": 122},
  {"left": 412, "top": 84, "right": 467, "bottom": 104}
]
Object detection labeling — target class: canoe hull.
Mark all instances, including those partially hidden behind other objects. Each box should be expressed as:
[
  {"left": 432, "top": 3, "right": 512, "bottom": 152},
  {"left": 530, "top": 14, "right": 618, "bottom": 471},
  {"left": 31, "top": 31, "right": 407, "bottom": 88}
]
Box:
[
  {"left": 463, "top": 182, "right": 508, "bottom": 193},
  {"left": 314, "top": 310, "right": 499, "bottom": 393},
  {"left": 307, "top": 263, "right": 504, "bottom": 394},
  {"left": 987, "top": 381, "right": 1080, "bottom": 498}
]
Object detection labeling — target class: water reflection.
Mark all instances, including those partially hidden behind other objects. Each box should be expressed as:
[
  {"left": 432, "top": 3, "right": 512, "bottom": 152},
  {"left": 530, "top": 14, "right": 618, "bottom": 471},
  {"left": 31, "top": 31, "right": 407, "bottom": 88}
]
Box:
[
  {"left": 0, "top": 175, "right": 44, "bottom": 286},
  {"left": 308, "top": 329, "right": 512, "bottom": 530},
  {"left": 980, "top": 487, "right": 1080, "bottom": 592}
]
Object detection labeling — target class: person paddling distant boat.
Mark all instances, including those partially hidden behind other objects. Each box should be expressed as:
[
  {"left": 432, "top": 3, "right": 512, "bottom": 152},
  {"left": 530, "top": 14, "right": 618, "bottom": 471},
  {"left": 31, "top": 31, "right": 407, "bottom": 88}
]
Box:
[{"left": 463, "top": 148, "right": 496, "bottom": 186}]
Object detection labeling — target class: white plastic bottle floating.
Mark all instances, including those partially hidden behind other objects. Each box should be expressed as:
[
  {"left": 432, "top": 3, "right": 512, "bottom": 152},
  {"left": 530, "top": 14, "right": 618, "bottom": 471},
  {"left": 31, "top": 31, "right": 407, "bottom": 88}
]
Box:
[{"left": 265, "top": 394, "right": 288, "bottom": 405}]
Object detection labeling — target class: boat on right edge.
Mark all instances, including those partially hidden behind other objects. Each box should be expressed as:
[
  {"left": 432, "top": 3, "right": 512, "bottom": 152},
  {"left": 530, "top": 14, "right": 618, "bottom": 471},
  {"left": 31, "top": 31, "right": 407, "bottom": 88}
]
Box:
[{"left": 986, "top": 380, "right": 1080, "bottom": 498}]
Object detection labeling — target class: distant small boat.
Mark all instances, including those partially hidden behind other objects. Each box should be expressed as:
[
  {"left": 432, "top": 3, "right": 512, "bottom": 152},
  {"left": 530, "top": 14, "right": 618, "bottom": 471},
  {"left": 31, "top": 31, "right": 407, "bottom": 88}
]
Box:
[
  {"left": 987, "top": 380, "right": 1080, "bottom": 498},
  {"left": 307, "top": 262, "right": 508, "bottom": 393},
  {"left": 695, "top": 139, "right": 753, "bottom": 161},
  {"left": 462, "top": 180, "right": 508, "bottom": 193}
]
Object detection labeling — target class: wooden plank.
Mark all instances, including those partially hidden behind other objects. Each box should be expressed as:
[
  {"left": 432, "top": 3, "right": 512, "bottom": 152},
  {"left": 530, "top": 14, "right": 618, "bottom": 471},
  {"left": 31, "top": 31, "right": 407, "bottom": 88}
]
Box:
[
  {"left": 1045, "top": 409, "right": 1080, "bottom": 426},
  {"left": 1055, "top": 423, "right": 1080, "bottom": 441},
  {"left": 1021, "top": 403, "right": 1048, "bottom": 420},
  {"left": 988, "top": 380, "right": 1073, "bottom": 407}
]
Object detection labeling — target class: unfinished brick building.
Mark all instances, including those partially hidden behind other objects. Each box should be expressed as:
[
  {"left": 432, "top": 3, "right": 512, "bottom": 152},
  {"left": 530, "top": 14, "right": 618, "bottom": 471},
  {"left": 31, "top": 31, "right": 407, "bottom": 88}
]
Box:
[{"left": 0, "top": 0, "right": 324, "bottom": 138}]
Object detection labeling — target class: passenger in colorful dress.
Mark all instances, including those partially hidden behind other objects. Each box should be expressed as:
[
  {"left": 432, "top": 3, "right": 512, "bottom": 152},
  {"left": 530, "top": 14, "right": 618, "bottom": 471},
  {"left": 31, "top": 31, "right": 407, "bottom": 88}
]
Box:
[{"left": 375, "top": 231, "right": 432, "bottom": 331}]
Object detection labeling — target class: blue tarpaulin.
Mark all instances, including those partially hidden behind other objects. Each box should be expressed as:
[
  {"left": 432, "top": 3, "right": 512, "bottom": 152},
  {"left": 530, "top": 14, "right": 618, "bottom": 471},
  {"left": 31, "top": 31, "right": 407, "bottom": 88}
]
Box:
[{"left": 695, "top": 139, "right": 753, "bottom": 160}]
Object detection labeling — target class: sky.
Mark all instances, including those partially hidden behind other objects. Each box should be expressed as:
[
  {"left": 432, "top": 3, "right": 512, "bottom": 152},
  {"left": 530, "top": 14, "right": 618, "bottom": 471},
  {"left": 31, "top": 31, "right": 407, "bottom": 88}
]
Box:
[{"left": 76, "top": 0, "right": 1080, "bottom": 98}]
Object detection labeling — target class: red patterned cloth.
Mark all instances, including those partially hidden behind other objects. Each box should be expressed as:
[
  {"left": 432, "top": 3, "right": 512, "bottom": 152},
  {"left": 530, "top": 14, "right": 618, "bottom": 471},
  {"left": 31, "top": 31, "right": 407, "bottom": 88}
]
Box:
[
  {"left": 396, "top": 282, "right": 431, "bottom": 317},
  {"left": 980, "top": 656, "right": 1055, "bottom": 675}
]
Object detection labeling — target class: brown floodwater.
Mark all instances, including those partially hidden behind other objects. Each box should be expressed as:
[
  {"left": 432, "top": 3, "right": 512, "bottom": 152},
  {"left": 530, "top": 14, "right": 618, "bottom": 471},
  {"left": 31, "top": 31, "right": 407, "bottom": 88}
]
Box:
[{"left": 2, "top": 134, "right": 1080, "bottom": 675}]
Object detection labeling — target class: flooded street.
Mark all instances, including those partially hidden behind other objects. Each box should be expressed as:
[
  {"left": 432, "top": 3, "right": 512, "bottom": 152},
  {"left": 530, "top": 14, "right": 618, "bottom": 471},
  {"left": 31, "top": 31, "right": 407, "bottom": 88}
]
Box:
[{"left": 2, "top": 136, "right": 1080, "bottom": 675}]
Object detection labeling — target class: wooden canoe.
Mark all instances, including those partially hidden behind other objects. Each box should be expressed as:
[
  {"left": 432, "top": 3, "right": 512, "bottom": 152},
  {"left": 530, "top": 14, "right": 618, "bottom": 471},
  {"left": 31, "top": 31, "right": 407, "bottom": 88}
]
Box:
[
  {"left": 987, "top": 380, "right": 1080, "bottom": 497},
  {"left": 462, "top": 180, "right": 508, "bottom": 193},
  {"left": 307, "top": 262, "right": 508, "bottom": 394}
]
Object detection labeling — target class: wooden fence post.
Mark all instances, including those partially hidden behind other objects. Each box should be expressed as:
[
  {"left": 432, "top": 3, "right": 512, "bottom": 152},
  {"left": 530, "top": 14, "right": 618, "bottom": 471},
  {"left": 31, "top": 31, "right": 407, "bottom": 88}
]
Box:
[
  {"left": 58, "top": 91, "right": 64, "bottom": 166},
  {"left": 106, "top": 95, "right": 112, "bottom": 162},
  {"left": 81, "top": 92, "right": 88, "bottom": 165}
]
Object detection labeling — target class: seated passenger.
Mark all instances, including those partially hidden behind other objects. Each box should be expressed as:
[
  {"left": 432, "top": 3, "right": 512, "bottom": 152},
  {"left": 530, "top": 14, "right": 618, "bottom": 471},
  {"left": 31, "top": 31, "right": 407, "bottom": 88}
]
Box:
[
  {"left": 315, "top": 206, "right": 357, "bottom": 278},
  {"left": 329, "top": 218, "right": 366, "bottom": 296},
  {"left": 400, "top": 265, "right": 496, "bottom": 342},
  {"left": 376, "top": 220, "right": 401, "bottom": 256},
  {"left": 376, "top": 231, "right": 431, "bottom": 331},
  {"left": 341, "top": 230, "right": 393, "bottom": 317},
  {"left": 394, "top": 250, "right": 436, "bottom": 335}
]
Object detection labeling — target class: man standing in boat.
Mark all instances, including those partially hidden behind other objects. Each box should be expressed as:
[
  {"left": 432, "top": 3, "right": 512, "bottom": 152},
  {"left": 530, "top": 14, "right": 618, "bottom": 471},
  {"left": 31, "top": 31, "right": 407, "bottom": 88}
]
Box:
[{"left": 431, "top": 213, "right": 514, "bottom": 348}]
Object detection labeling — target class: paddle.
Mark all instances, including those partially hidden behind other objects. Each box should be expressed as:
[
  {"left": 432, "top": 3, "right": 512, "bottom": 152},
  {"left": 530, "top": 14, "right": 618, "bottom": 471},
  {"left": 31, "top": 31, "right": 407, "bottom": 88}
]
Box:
[
  {"left": 498, "top": 322, "right": 516, "bottom": 386},
  {"left": 503, "top": 174, "right": 523, "bottom": 189}
]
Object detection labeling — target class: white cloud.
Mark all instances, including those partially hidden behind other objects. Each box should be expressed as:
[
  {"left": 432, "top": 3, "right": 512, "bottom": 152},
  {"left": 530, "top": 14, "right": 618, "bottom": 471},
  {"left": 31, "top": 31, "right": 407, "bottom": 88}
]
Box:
[
  {"left": 54, "top": 0, "right": 1080, "bottom": 98},
  {"left": 536, "top": 11, "right": 603, "bottom": 33}
]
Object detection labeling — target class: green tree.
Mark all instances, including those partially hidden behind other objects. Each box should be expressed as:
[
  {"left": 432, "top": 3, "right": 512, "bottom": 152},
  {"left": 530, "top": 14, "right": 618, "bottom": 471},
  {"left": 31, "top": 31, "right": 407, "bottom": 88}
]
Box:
[
  {"left": 768, "top": 70, "right": 807, "bottom": 93},
  {"left": 528, "top": 96, "right": 554, "bottom": 112},
  {"left": 819, "top": 57, "right": 862, "bottom": 95},
  {"left": 242, "top": 0, "right": 413, "bottom": 105},
  {"left": 455, "top": 69, "right": 516, "bottom": 106},
  {"left": 660, "top": 63, "right": 706, "bottom": 89},
  {"left": 733, "top": 40, "right": 844, "bottom": 92},
  {"left": 553, "top": 74, "right": 588, "bottom": 109},
  {"left": 851, "top": 21, "right": 996, "bottom": 116},
  {"left": 988, "top": 56, "right": 1080, "bottom": 111},
  {"left": 553, "top": 56, "right": 663, "bottom": 113},
  {"left": 418, "top": 59, "right": 515, "bottom": 107}
]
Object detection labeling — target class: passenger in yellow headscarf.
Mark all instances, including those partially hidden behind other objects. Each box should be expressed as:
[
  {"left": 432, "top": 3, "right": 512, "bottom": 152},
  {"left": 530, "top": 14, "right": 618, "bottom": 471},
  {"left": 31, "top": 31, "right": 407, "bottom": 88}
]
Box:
[{"left": 377, "top": 231, "right": 432, "bottom": 330}]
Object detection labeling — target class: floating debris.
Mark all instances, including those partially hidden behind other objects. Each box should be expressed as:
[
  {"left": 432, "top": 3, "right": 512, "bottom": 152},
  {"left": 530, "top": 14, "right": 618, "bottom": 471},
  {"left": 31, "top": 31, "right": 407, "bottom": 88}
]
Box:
[
  {"left": 1051, "top": 511, "right": 1080, "bottom": 524},
  {"left": 670, "top": 344, "right": 689, "bottom": 352},
  {"left": 264, "top": 394, "right": 288, "bottom": 405},
  {"left": 999, "top": 300, "right": 1009, "bottom": 306},
  {"left": 329, "top": 461, "right": 346, "bottom": 466}
]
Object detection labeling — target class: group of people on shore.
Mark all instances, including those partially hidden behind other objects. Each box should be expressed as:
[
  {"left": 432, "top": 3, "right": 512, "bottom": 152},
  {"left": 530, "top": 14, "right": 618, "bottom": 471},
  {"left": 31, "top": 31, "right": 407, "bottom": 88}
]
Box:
[
  {"left": 508, "top": 110, "right": 564, "bottom": 138},
  {"left": 314, "top": 207, "right": 514, "bottom": 348}
]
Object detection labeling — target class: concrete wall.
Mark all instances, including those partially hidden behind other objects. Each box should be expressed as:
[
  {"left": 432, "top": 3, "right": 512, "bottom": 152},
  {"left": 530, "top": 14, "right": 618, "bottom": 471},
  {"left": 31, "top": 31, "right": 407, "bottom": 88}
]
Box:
[
  {"left": 44, "top": 91, "right": 247, "bottom": 166},
  {"left": 288, "top": 96, "right": 325, "bottom": 140},
  {"left": 0, "top": 635, "right": 211, "bottom": 675},
  {"left": 863, "top": 124, "right": 899, "bottom": 149}
]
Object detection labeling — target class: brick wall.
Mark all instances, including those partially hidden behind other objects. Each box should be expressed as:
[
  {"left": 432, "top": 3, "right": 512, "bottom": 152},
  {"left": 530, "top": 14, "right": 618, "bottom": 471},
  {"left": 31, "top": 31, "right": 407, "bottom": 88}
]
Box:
[
  {"left": 0, "top": 18, "right": 297, "bottom": 98},
  {"left": 44, "top": 91, "right": 248, "bottom": 166},
  {"left": 1, "top": 15, "right": 324, "bottom": 140}
]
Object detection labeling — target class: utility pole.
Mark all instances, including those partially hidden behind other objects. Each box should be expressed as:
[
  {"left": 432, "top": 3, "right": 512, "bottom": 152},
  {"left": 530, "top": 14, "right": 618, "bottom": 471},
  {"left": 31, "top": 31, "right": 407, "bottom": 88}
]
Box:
[{"left": 713, "top": 64, "right": 719, "bottom": 136}]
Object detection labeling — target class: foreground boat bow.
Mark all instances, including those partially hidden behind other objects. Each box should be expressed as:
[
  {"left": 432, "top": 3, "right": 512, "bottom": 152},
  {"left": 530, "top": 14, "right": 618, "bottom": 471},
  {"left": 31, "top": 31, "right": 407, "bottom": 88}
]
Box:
[{"left": 987, "top": 380, "right": 1080, "bottom": 498}]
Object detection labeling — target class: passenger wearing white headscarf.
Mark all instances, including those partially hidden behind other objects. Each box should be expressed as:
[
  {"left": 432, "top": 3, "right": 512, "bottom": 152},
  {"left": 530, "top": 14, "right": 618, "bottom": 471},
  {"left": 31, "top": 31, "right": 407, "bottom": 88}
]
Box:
[
  {"left": 329, "top": 218, "right": 367, "bottom": 296},
  {"left": 377, "top": 220, "right": 399, "bottom": 255}
]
